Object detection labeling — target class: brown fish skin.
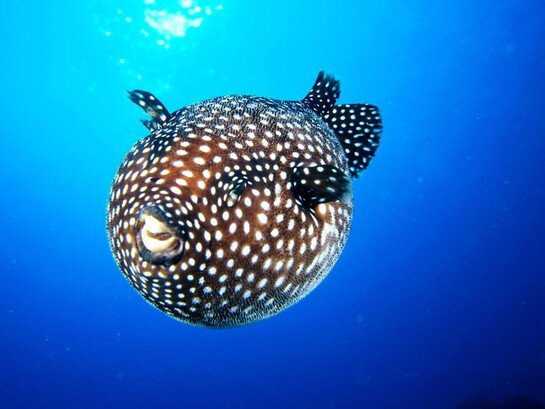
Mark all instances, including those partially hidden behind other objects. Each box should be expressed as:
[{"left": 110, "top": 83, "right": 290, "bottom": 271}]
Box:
[{"left": 107, "top": 72, "right": 382, "bottom": 328}]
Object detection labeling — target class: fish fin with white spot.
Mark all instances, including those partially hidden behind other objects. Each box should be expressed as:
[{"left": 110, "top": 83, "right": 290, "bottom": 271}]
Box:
[
  {"left": 140, "top": 119, "right": 160, "bottom": 132},
  {"left": 302, "top": 71, "right": 341, "bottom": 117},
  {"left": 291, "top": 165, "right": 352, "bottom": 209},
  {"left": 128, "top": 90, "right": 171, "bottom": 131},
  {"left": 323, "top": 104, "right": 382, "bottom": 178}
]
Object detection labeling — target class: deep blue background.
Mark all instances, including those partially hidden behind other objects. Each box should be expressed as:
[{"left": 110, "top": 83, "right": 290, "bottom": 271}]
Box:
[{"left": 2, "top": 1, "right": 545, "bottom": 408}]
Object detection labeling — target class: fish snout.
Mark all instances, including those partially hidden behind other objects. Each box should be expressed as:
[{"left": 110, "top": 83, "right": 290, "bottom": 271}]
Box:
[{"left": 134, "top": 205, "right": 186, "bottom": 265}]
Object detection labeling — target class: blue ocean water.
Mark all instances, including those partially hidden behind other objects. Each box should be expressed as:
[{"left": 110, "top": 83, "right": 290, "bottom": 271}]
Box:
[{"left": 2, "top": 1, "right": 545, "bottom": 408}]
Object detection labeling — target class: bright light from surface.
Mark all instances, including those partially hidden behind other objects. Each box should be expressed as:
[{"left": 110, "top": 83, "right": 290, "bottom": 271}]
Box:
[
  {"left": 143, "top": 0, "right": 222, "bottom": 47},
  {"left": 144, "top": 9, "right": 202, "bottom": 39},
  {"left": 93, "top": 0, "right": 223, "bottom": 87},
  {"left": 99, "top": 0, "right": 223, "bottom": 48}
]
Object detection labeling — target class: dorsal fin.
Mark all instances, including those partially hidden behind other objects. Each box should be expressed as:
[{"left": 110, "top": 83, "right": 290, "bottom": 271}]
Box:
[
  {"left": 128, "top": 90, "right": 171, "bottom": 131},
  {"left": 322, "top": 104, "right": 382, "bottom": 178},
  {"left": 302, "top": 71, "right": 341, "bottom": 117}
]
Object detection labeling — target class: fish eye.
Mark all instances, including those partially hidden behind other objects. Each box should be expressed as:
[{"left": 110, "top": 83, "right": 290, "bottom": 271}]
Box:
[
  {"left": 134, "top": 206, "right": 185, "bottom": 265},
  {"left": 223, "top": 173, "right": 248, "bottom": 208},
  {"left": 226, "top": 182, "right": 246, "bottom": 207}
]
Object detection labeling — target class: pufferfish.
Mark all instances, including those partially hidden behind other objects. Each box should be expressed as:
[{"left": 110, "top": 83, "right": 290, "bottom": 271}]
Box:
[{"left": 107, "top": 72, "right": 382, "bottom": 328}]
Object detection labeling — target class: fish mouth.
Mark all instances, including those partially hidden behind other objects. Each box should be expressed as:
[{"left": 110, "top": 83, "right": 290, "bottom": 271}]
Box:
[{"left": 134, "top": 205, "right": 185, "bottom": 265}]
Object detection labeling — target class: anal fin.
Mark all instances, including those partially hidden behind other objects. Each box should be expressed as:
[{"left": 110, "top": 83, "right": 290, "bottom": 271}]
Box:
[{"left": 323, "top": 104, "right": 382, "bottom": 177}]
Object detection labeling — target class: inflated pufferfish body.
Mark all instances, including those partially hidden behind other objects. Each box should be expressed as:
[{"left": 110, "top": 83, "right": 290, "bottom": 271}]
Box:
[{"left": 107, "top": 72, "right": 382, "bottom": 327}]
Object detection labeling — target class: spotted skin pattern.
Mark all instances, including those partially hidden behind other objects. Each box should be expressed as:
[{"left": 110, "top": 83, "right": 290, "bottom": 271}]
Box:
[{"left": 107, "top": 72, "right": 382, "bottom": 327}]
